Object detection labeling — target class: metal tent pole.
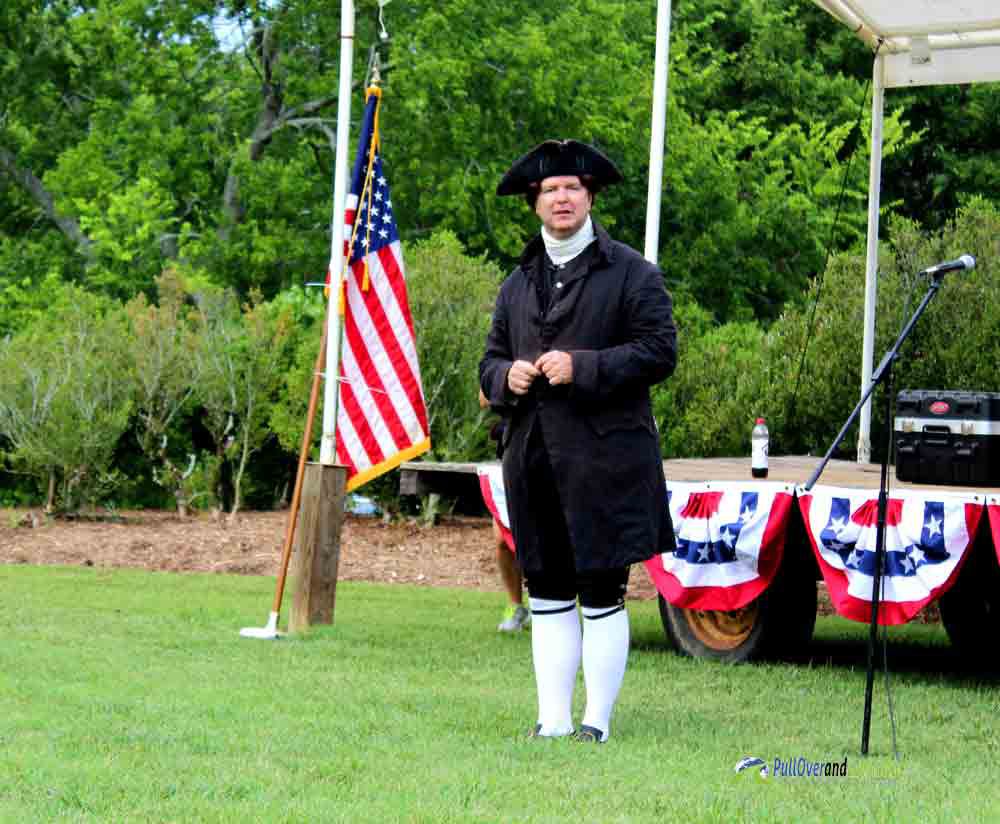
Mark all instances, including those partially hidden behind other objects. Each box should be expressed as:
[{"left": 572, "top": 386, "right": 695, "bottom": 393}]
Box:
[
  {"left": 857, "top": 52, "right": 885, "bottom": 465},
  {"left": 643, "top": 0, "right": 673, "bottom": 265}
]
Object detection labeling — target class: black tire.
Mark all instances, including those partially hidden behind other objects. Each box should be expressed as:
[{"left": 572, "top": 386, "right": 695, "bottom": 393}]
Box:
[
  {"left": 658, "top": 508, "right": 818, "bottom": 663},
  {"left": 939, "top": 523, "right": 1000, "bottom": 656}
]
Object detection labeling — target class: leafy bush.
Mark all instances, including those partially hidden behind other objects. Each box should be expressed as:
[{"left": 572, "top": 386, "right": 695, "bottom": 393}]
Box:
[
  {"left": 656, "top": 198, "right": 1000, "bottom": 460},
  {"left": 652, "top": 298, "right": 767, "bottom": 458},
  {"left": 740, "top": 197, "right": 1000, "bottom": 458},
  {"left": 405, "top": 231, "right": 504, "bottom": 463},
  {"left": 0, "top": 285, "right": 133, "bottom": 511}
]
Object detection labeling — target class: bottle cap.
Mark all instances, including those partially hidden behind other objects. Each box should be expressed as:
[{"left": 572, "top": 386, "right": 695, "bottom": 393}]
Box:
[{"left": 755, "top": 417, "right": 765, "bottom": 424}]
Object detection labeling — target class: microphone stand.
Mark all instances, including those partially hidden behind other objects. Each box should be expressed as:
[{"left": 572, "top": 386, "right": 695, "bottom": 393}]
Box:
[{"left": 804, "top": 269, "right": 948, "bottom": 756}]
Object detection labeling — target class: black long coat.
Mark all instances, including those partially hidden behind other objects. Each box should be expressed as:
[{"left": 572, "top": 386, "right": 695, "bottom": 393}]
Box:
[{"left": 479, "top": 222, "right": 677, "bottom": 573}]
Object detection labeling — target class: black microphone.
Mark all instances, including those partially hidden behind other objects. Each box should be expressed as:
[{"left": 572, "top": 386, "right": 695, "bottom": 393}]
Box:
[{"left": 920, "top": 254, "right": 976, "bottom": 276}]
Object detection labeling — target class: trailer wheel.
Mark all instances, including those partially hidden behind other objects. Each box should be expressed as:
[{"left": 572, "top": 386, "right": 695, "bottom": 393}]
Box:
[
  {"left": 658, "top": 596, "right": 764, "bottom": 662},
  {"left": 658, "top": 528, "right": 818, "bottom": 662}
]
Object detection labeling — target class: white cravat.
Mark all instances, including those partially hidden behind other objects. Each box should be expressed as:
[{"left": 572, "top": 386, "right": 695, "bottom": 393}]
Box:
[{"left": 541, "top": 216, "right": 595, "bottom": 265}]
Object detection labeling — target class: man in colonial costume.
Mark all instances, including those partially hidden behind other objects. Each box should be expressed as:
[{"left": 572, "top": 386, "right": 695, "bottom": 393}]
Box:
[{"left": 480, "top": 140, "right": 677, "bottom": 743}]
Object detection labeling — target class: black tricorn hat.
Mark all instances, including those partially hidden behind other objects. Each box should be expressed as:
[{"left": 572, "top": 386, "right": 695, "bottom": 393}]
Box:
[{"left": 496, "top": 139, "right": 623, "bottom": 196}]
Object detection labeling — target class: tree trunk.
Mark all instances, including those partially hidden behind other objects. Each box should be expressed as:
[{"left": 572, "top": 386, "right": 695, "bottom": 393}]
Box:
[
  {"left": 45, "top": 471, "right": 57, "bottom": 514},
  {"left": 230, "top": 433, "right": 250, "bottom": 519},
  {"left": 0, "top": 146, "right": 95, "bottom": 262}
]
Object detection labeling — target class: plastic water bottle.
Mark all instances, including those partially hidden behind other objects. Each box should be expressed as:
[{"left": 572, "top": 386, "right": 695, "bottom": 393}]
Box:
[{"left": 751, "top": 417, "right": 769, "bottom": 479}]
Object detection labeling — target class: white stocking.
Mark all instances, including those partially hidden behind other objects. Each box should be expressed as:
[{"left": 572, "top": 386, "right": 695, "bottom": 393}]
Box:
[
  {"left": 580, "top": 605, "right": 629, "bottom": 742},
  {"left": 529, "top": 597, "right": 580, "bottom": 736}
]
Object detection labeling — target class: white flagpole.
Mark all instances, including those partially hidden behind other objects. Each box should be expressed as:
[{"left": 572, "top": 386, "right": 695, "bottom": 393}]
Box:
[
  {"left": 644, "top": 0, "right": 673, "bottom": 264},
  {"left": 320, "top": 0, "right": 355, "bottom": 466}
]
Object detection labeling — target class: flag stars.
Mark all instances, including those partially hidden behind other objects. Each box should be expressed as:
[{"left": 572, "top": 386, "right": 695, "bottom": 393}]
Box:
[
  {"left": 909, "top": 546, "right": 925, "bottom": 565},
  {"left": 925, "top": 515, "right": 942, "bottom": 536},
  {"left": 382, "top": 213, "right": 392, "bottom": 224},
  {"left": 739, "top": 506, "right": 753, "bottom": 523},
  {"left": 901, "top": 556, "right": 915, "bottom": 574},
  {"left": 719, "top": 527, "right": 735, "bottom": 548},
  {"left": 830, "top": 516, "right": 848, "bottom": 535},
  {"left": 378, "top": 175, "right": 387, "bottom": 186},
  {"left": 697, "top": 545, "right": 711, "bottom": 562},
  {"left": 378, "top": 229, "right": 388, "bottom": 239},
  {"left": 375, "top": 191, "right": 384, "bottom": 201}
]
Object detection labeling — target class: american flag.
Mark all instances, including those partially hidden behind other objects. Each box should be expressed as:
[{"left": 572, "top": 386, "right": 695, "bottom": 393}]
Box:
[
  {"left": 646, "top": 482, "right": 794, "bottom": 611},
  {"left": 798, "top": 486, "right": 985, "bottom": 625},
  {"left": 333, "top": 88, "right": 430, "bottom": 490}
]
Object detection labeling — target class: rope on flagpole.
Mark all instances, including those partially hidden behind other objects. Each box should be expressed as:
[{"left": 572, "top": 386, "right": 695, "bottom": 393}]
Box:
[{"left": 344, "top": 86, "right": 382, "bottom": 293}]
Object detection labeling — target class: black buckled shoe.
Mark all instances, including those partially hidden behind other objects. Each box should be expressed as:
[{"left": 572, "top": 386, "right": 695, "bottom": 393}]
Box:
[
  {"left": 528, "top": 724, "right": 574, "bottom": 740},
  {"left": 572, "top": 725, "right": 606, "bottom": 743}
]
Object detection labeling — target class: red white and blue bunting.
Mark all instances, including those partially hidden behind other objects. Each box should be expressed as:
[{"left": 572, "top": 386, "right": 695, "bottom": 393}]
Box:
[
  {"left": 477, "top": 464, "right": 514, "bottom": 552},
  {"left": 476, "top": 464, "right": 991, "bottom": 625},
  {"left": 990, "top": 497, "right": 1000, "bottom": 567},
  {"left": 643, "top": 482, "right": 794, "bottom": 611},
  {"left": 798, "top": 486, "right": 984, "bottom": 625}
]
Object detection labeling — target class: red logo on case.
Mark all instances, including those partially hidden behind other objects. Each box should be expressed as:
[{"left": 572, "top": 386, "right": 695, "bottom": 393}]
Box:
[{"left": 929, "top": 401, "right": 950, "bottom": 415}]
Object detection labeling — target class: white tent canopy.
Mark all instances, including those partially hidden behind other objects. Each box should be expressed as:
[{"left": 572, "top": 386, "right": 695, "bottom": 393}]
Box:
[{"left": 809, "top": 1, "right": 1000, "bottom": 461}]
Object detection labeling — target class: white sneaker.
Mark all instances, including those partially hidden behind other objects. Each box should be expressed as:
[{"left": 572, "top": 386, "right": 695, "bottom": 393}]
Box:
[{"left": 497, "top": 604, "right": 531, "bottom": 632}]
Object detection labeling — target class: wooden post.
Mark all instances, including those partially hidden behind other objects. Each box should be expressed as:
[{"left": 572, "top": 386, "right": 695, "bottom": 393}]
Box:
[{"left": 290, "top": 462, "right": 347, "bottom": 631}]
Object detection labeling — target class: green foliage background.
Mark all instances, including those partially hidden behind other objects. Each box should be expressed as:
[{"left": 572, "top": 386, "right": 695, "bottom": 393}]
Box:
[{"left": 1, "top": 0, "right": 999, "bottom": 509}]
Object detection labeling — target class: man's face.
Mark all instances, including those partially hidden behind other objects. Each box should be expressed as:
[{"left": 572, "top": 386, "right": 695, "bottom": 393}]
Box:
[{"left": 534, "top": 175, "right": 592, "bottom": 239}]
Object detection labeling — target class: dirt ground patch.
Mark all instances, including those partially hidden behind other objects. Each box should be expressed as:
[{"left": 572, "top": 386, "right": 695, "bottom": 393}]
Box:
[
  {"left": 0, "top": 509, "right": 660, "bottom": 599},
  {"left": 0, "top": 507, "right": 939, "bottom": 621}
]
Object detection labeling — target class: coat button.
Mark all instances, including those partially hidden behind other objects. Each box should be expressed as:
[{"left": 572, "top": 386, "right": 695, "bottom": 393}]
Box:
[{"left": 555, "top": 281, "right": 563, "bottom": 289}]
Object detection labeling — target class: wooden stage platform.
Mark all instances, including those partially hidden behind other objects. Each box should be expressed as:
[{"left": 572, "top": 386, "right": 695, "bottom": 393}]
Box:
[{"left": 399, "top": 456, "right": 1000, "bottom": 514}]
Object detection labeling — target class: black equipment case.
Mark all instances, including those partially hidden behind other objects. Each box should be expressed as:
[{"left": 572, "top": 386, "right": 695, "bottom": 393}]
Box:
[{"left": 894, "top": 390, "right": 1000, "bottom": 485}]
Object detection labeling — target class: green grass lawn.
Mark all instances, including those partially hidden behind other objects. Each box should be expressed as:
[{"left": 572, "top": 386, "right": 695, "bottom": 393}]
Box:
[{"left": 2, "top": 565, "right": 998, "bottom": 823}]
